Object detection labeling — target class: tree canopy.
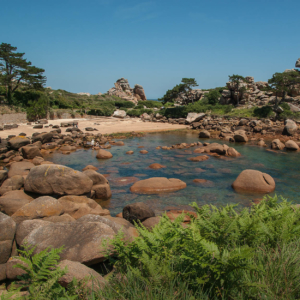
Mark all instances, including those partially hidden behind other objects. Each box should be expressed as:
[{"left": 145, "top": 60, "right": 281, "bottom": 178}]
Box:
[
  {"left": 159, "top": 78, "right": 198, "bottom": 104},
  {"left": 228, "top": 74, "right": 246, "bottom": 106},
  {"left": 0, "top": 43, "right": 46, "bottom": 104},
  {"left": 268, "top": 71, "right": 300, "bottom": 107}
]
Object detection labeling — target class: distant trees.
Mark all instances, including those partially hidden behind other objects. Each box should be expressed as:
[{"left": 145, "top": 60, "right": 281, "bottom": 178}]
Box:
[
  {"left": 268, "top": 71, "right": 300, "bottom": 108},
  {"left": 159, "top": 78, "right": 198, "bottom": 104},
  {"left": 228, "top": 74, "right": 246, "bottom": 106},
  {"left": 0, "top": 43, "right": 46, "bottom": 104},
  {"left": 205, "top": 89, "right": 221, "bottom": 105}
]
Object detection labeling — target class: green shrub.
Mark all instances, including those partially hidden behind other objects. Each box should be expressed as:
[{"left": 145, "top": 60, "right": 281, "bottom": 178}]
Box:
[
  {"left": 205, "top": 90, "right": 221, "bottom": 105},
  {"left": 139, "top": 100, "right": 162, "bottom": 108},
  {"left": 253, "top": 105, "right": 275, "bottom": 118},
  {"left": 279, "top": 102, "right": 291, "bottom": 111},
  {"left": 5, "top": 244, "right": 76, "bottom": 300},
  {"left": 115, "top": 100, "right": 135, "bottom": 108},
  {"left": 26, "top": 94, "right": 49, "bottom": 121},
  {"left": 135, "top": 104, "right": 144, "bottom": 109},
  {"left": 127, "top": 108, "right": 154, "bottom": 117},
  {"left": 103, "top": 196, "right": 300, "bottom": 298},
  {"left": 87, "top": 106, "right": 114, "bottom": 116}
]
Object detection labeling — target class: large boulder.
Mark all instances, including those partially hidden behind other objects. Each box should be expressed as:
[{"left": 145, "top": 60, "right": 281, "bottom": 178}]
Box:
[
  {"left": 285, "top": 140, "right": 299, "bottom": 151},
  {"left": 186, "top": 113, "right": 205, "bottom": 124},
  {"left": 123, "top": 202, "right": 155, "bottom": 224},
  {"left": 83, "top": 170, "right": 112, "bottom": 200},
  {"left": 0, "top": 170, "right": 8, "bottom": 186},
  {"left": 77, "top": 214, "right": 137, "bottom": 241},
  {"left": 130, "top": 177, "right": 186, "bottom": 194},
  {"left": 295, "top": 58, "right": 300, "bottom": 68},
  {"left": 21, "top": 145, "right": 42, "bottom": 159},
  {"left": 113, "top": 110, "right": 126, "bottom": 118},
  {"left": 206, "top": 143, "right": 226, "bottom": 155},
  {"left": 0, "top": 190, "right": 33, "bottom": 216},
  {"left": 32, "top": 132, "right": 53, "bottom": 144},
  {"left": 58, "top": 260, "right": 106, "bottom": 289},
  {"left": 7, "top": 137, "right": 30, "bottom": 150},
  {"left": 0, "top": 175, "right": 24, "bottom": 195},
  {"left": 8, "top": 161, "right": 35, "bottom": 178},
  {"left": 16, "top": 219, "right": 51, "bottom": 245},
  {"left": 0, "top": 212, "right": 16, "bottom": 264},
  {"left": 58, "top": 195, "right": 109, "bottom": 219},
  {"left": 12, "top": 196, "right": 64, "bottom": 223},
  {"left": 234, "top": 130, "right": 248, "bottom": 142},
  {"left": 23, "top": 221, "right": 115, "bottom": 265},
  {"left": 96, "top": 149, "right": 113, "bottom": 159},
  {"left": 226, "top": 147, "right": 241, "bottom": 157},
  {"left": 24, "top": 164, "right": 93, "bottom": 196},
  {"left": 199, "top": 130, "right": 210, "bottom": 138},
  {"left": 133, "top": 84, "right": 147, "bottom": 100},
  {"left": 283, "top": 119, "right": 298, "bottom": 136},
  {"left": 271, "top": 139, "right": 285, "bottom": 150},
  {"left": 232, "top": 170, "right": 275, "bottom": 194}
]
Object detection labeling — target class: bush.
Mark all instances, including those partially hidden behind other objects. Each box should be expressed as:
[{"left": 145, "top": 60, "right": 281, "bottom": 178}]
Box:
[
  {"left": 139, "top": 100, "right": 163, "bottom": 108},
  {"left": 26, "top": 94, "right": 49, "bottom": 121},
  {"left": 127, "top": 108, "right": 154, "bottom": 117},
  {"left": 87, "top": 106, "right": 114, "bottom": 116},
  {"left": 253, "top": 105, "right": 275, "bottom": 118},
  {"left": 115, "top": 100, "right": 135, "bottom": 109},
  {"left": 103, "top": 196, "right": 300, "bottom": 299},
  {"left": 279, "top": 102, "right": 291, "bottom": 111},
  {"left": 205, "top": 90, "right": 221, "bottom": 105}
]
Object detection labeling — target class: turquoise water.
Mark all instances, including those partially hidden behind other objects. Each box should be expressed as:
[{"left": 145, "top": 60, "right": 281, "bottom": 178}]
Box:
[{"left": 46, "top": 131, "right": 300, "bottom": 216}]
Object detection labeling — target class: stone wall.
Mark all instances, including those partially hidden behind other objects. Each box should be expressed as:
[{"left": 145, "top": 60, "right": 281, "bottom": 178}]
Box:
[{"left": 0, "top": 113, "right": 27, "bottom": 125}]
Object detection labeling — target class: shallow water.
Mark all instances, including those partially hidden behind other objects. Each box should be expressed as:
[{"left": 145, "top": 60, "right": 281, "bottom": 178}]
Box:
[{"left": 46, "top": 131, "right": 300, "bottom": 216}]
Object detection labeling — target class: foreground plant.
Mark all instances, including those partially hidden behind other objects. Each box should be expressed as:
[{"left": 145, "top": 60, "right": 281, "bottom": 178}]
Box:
[{"left": 103, "top": 195, "right": 300, "bottom": 299}]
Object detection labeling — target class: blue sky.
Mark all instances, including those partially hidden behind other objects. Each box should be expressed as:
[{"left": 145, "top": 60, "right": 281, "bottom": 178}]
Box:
[{"left": 2, "top": 0, "right": 300, "bottom": 98}]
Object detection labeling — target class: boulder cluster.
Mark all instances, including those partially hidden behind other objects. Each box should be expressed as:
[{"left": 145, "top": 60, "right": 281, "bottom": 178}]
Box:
[{"left": 107, "top": 78, "right": 146, "bottom": 104}]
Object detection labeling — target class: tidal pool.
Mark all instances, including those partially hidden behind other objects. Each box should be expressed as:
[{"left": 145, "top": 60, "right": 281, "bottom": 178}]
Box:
[{"left": 46, "top": 131, "right": 300, "bottom": 216}]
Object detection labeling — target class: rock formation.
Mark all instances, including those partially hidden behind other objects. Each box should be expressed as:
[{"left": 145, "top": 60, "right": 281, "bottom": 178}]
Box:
[
  {"left": 296, "top": 58, "right": 300, "bottom": 68},
  {"left": 107, "top": 78, "right": 146, "bottom": 104}
]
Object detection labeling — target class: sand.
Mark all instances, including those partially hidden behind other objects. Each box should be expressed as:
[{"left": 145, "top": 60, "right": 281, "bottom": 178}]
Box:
[{"left": 0, "top": 117, "right": 188, "bottom": 138}]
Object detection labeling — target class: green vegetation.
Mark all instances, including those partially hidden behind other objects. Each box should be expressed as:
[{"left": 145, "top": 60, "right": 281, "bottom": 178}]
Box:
[
  {"left": 160, "top": 102, "right": 233, "bottom": 119},
  {"left": 228, "top": 74, "right": 246, "bottom": 106},
  {"left": 268, "top": 71, "right": 300, "bottom": 107},
  {"left": 0, "top": 43, "right": 46, "bottom": 105},
  {"left": 3, "top": 196, "right": 300, "bottom": 300},
  {"left": 159, "top": 78, "right": 198, "bottom": 104}
]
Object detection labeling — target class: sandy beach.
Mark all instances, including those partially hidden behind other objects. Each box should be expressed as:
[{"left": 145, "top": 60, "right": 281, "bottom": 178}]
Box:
[{"left": 0, "top": 117, "right": 188, "bottom": 139}]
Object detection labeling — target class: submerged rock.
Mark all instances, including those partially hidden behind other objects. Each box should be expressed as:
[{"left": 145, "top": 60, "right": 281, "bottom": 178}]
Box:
[{"left": 130, "top": 177, "right": 187, "bottom": 194}]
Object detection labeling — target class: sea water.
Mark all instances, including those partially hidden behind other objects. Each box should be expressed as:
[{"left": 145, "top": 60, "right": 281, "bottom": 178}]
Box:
[{"left": 46, "top": 131, "right": 300, "bottom": 216}]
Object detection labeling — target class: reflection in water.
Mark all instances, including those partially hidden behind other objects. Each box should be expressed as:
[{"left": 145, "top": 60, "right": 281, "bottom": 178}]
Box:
[{"left": 45, "top": 131, "right": 300, "bottom": 216}]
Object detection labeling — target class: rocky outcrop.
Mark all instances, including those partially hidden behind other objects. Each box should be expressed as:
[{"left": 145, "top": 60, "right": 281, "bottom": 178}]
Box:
[
  {"left": 234, "top": 130, "right": 248, "bottom": 142},
  {"left": 107, "top": 78, "right": 146, "bottom": 104},
  {"left": 7, "top": 137, "right": 30, "bottom": 150},
  {"left": 130, "top": 177, "right": 187, "bottom": 194},
  {"left": 24, "top": 164, "right": 93, "bottom": 196},
  {"left": 296, "top": 58, "right": 300, "bottom": 68},
  {"left": 232, "top": 170, "right": 275, "bottom": 194}
]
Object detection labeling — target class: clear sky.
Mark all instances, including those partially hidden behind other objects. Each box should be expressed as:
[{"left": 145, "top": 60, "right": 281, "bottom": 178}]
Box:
[{"left": 2, "top": 0, "right": 300, "bottom": 99}]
